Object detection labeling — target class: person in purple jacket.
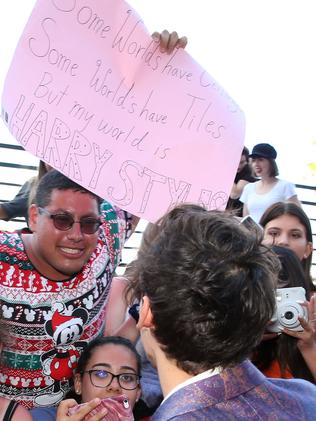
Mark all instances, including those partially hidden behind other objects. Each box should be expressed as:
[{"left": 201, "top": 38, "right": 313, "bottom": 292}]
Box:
[{"left": 132, "top": 204, "right": 316, "bottom": 421}]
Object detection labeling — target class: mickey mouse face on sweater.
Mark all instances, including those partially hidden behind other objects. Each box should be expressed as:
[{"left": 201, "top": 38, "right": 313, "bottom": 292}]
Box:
[{"left": 45, "top": 306, "right": 88, "bottom": 346}]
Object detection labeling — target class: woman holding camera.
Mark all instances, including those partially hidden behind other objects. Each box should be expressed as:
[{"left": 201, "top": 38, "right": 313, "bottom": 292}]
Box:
[{"left": 253, "top": 246, "right": 316, "bottom": 383}]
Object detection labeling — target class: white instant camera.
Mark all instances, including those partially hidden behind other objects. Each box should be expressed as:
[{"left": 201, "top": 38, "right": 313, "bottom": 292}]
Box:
[{"left": 266, "top": 287, "right": 308, "bottom": 333}]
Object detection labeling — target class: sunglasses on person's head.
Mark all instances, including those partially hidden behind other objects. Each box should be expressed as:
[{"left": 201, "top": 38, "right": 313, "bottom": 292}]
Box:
[{"left": 38, "top": 207, "right": 101, "bottom": 234}]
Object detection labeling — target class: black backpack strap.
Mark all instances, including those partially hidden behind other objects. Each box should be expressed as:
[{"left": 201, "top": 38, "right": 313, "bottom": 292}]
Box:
[{"left": 3, "top": 400, "right": 19, "bottom": 421}]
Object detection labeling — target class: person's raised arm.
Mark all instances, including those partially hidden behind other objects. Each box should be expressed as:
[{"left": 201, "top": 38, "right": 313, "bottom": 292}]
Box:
[
  {"left": 0, "top": 180, "right": 31, "bottom": 221},
  {"left": 104, "top": 276, "right": 139, "bottom": 343},
  {"left": 104, "top": 276, "right": 130, "bottom": 335},
  {"left": 230, "top": 180, "right": 250, "bottom": 200}
]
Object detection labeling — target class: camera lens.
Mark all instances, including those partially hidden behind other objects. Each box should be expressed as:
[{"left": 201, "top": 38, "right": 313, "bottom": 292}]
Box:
[{"left": 284, "top": 311, "right": 294, "bottom": 320}]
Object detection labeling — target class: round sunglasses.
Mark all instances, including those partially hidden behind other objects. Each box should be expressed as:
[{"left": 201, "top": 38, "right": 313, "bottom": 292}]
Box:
[{"left": 38, "top": 207, "right": 101, "bottom": 234}]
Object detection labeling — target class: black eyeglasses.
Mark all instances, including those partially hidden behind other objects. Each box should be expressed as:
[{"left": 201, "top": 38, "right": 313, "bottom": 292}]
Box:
[
  {"left": 38, "top": 207, "right": 101, "bottom": 234},
  {"left": 83, "top": 369, "right": 140, "bottom": 390}
]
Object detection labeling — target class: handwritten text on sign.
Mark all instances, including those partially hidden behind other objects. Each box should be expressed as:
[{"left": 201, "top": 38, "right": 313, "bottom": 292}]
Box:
[{"left": 1, "top": 0, "right": 245, "bottom": 222}]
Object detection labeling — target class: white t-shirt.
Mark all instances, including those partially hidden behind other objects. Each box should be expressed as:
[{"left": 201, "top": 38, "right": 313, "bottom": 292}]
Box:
[{"left": 240, "top": 179, "right": 296, "bottom": 223}]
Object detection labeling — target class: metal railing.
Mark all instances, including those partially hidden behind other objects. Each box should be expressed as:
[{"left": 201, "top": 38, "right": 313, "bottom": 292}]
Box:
[{"left": 0, "top": 142, "right": 315, "bottom": 274}]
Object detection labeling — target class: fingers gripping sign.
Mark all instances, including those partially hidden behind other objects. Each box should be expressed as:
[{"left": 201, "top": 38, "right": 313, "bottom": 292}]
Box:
[{"left": 152, "top": 30, "right": 188, "bottom": 54}]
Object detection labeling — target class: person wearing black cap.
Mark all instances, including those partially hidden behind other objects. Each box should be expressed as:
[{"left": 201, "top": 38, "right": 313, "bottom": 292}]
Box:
[{"left": 240, "top": 143, "right": 300, "bottom": 223}]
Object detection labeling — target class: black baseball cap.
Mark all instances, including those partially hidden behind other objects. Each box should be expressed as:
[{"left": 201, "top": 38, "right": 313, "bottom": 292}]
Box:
[{"left": 249, "top": 143, "right": 277, "bottom": 159}]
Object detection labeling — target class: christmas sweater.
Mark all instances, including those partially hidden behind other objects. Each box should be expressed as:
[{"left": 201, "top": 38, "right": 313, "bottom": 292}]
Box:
[{"left": 0, "top": 202, "right": 132, "bottom": 409}]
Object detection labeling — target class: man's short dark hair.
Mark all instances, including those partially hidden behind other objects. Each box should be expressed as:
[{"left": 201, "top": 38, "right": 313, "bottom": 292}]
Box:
[
  {"left": 35, "top": 170, "right": 103, "bottom": 210},
  {"left": 136, "top": 204, "right": 279, "bottom": 374}
]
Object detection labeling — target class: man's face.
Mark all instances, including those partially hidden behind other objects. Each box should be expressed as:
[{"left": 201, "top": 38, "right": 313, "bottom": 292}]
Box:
[{"left": 29, "top": 189, "right": 100, "bottom": 280}]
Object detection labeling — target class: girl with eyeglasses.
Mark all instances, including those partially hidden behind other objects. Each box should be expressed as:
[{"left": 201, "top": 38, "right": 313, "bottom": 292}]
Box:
[{"left": 56, "top": 336, "right": 148, "bottom": 421}]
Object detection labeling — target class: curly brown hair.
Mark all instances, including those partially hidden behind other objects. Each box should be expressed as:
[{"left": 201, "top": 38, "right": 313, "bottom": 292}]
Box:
[{"left": 135, "top": 204, "right": 279, "bottom": 374}]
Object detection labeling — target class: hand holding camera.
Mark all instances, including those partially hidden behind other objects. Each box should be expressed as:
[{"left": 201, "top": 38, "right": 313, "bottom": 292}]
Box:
[{"left": 266, "top": 287, "right": 308, "bottom": 333}]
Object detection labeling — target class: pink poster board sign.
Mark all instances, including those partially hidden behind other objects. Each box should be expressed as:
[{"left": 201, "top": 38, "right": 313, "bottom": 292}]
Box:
[{"left": 1, "top": 0, "right": 245, "bottom": 222}]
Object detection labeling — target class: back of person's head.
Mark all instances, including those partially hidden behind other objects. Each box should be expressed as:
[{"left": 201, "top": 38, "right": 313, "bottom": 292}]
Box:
[
  {"left": 260, "top": 202, "right": 313, "bottom": 288},
  {"left": 136, "top": 204, "right": 279, "bottom": 374},
  {"left": 272, "top": 245, "right": 311, "bottom": 299},
  {"left": 35, "top": 170, "right": 102, "bottom": 209}
]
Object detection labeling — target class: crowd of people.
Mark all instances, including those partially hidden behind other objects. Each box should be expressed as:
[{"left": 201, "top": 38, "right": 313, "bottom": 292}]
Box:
[
  {"left": 0, "top": 27, "right": 315, "bottom": 421},
  {"left": 0, "top": 166, "right": 315, "bottom": 420}
]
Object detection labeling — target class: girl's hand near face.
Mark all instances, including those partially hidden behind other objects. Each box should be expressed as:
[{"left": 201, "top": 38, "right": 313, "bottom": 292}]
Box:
[{"left": 56, "top": 398, "right": 107, "bottom": 421}]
